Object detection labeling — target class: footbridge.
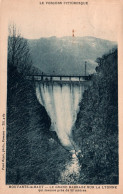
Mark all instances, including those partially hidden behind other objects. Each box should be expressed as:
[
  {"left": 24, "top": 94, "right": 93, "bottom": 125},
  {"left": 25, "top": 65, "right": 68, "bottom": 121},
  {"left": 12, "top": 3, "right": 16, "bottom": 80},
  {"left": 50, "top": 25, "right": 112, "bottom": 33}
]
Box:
[{"left": 26, "top": 74, "right": 92, "bottom": 84}]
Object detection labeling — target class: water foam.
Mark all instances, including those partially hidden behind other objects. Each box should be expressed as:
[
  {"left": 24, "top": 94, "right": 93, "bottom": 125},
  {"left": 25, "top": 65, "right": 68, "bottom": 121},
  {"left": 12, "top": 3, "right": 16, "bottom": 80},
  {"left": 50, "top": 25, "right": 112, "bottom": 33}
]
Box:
[{"left": 35, "top": 82, "right": 85, "bottom": 147}]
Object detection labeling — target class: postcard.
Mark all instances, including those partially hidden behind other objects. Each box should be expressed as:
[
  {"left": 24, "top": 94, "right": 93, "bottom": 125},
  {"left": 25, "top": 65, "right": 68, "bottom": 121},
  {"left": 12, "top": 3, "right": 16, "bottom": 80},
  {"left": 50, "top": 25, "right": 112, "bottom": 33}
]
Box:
[{"left": 0, "top": 0, "right": 123, "bottom": 193}]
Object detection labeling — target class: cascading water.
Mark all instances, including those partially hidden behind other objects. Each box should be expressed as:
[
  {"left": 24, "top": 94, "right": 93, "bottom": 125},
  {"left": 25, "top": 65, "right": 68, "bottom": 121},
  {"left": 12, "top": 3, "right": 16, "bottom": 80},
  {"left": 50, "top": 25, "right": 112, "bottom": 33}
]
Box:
[{"left": 35, "top": 81, "right": 86, "bottom": 148}]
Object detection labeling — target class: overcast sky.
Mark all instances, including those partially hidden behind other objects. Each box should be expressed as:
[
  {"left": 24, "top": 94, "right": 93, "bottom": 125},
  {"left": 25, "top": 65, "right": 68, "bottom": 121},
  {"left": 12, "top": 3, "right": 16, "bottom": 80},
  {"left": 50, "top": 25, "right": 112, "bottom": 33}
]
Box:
[{"left": 2, "top": 0, "right": 122, "bottom": 41}]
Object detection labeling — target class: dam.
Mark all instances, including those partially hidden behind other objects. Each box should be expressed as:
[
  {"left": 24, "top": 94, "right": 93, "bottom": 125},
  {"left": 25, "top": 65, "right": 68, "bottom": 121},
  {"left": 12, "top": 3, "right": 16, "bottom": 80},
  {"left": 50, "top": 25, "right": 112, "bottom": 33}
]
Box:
[{"left": 27, "top": 75, "right": 92, "bottom": 149}]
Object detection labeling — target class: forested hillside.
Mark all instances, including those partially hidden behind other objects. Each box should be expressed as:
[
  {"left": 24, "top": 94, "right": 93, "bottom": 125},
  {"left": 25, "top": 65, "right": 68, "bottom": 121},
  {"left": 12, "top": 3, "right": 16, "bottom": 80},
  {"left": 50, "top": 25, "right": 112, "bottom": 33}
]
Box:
[
  {"left": 73, "top": 49, "right": 118, "bottom": 184},
  {"left": 6, "top": 26, "right": 71, "bottom": 184},
  {"left": 6, "top": 63, "right": 71, "bottom": 184}
]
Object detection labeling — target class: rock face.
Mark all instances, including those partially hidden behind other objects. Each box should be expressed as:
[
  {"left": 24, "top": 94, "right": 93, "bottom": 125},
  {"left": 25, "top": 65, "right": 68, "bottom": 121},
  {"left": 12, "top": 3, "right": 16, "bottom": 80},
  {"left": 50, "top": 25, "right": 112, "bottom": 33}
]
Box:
[{"left": 35, "top": 81, "right": 88, "bottom": 148}]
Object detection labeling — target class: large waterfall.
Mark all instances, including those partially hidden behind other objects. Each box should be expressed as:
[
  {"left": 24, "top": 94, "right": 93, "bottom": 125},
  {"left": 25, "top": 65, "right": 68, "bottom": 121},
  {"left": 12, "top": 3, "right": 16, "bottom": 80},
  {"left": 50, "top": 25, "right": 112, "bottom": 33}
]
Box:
[{"left": 35, "top": 82, "right": 86, "bottom": 149}]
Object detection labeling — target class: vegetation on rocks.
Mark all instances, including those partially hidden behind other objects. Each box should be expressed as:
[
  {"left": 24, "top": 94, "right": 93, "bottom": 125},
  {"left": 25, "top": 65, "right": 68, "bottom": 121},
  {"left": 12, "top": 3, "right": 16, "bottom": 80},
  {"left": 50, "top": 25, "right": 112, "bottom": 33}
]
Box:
[
  {"left": 73, "top": 49, "right": 118, "bottom": 184},
  {"left": 6, "top": 25, "right": 71, "bottom": 184}
]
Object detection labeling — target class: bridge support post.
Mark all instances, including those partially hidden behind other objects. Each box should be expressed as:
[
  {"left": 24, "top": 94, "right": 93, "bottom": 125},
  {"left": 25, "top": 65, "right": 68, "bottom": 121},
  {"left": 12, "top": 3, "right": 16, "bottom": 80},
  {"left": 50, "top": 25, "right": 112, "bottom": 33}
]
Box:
[
  {"left": 50, "top": 76, "right": 52, "bottom": 81},
  {"left": 41, "top": 75, "right": 44, "bottom": 81},
  {"left": 60, "top": 76, "right": 62, "bottom": 85}
]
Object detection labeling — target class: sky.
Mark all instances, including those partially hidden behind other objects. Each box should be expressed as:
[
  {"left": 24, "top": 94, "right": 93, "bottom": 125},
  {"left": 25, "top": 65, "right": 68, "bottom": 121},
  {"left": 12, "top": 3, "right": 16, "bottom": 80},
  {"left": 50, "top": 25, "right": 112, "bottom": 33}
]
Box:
[{"left": 1, "top": 0, "right": 122, "bottom": 41}]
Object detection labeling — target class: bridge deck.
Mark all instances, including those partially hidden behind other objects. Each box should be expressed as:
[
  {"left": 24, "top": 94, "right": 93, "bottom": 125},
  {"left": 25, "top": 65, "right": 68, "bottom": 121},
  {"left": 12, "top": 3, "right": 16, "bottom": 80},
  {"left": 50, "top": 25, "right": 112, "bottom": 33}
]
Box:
[{"left": 26, "top": 74, "right": 92, "bottom": 82}]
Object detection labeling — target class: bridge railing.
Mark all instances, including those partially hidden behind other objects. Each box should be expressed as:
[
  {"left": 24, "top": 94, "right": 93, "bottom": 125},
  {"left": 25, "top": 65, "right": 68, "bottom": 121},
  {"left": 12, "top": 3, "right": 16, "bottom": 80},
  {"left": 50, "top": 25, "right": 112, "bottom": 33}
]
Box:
[{"left": 26, "top": 74, "right": 92, "bottom": 82}]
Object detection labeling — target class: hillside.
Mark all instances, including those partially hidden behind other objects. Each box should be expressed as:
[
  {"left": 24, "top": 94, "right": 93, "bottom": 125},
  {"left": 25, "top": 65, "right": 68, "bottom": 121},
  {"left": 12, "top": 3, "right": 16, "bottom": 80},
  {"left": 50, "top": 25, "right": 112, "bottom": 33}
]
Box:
[
  {"left": 6, "top": 65, "right": 71, "bottom": 184},
  {"left": 73, "top": 49, "right": 118, "bottom": 184},
  {"left": 28, "top": 36, "right": 117, "bottom": 75}
]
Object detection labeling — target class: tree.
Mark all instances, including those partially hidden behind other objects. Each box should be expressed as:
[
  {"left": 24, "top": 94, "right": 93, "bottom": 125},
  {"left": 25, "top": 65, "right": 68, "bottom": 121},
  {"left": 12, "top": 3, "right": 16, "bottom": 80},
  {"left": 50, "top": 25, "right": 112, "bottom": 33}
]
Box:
[
  {"left": 8, "top": 24, "right": 32, "bottom": 77},
  {"left": 73, "top": 49, "right": 118, "bottom": 184}
]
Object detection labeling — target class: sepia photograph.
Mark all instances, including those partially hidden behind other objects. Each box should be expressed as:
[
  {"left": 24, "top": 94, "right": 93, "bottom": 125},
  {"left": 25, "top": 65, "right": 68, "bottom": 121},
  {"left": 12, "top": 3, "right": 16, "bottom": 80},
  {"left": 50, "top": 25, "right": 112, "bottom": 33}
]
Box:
[{"left": 0, "top": 0, "right": 123, "bottom": 193}]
